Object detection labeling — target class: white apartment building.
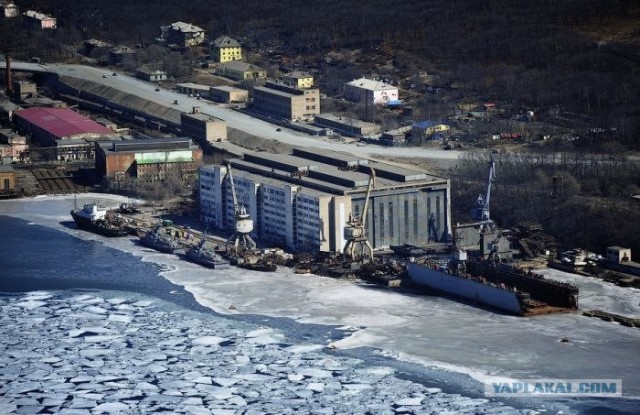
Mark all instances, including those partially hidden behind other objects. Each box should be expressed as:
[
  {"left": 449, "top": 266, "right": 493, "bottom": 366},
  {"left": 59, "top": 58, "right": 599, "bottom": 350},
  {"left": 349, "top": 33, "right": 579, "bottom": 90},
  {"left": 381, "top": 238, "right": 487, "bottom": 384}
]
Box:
[{"left": 344, "top": 77, "right": 399, "bottom": 105}]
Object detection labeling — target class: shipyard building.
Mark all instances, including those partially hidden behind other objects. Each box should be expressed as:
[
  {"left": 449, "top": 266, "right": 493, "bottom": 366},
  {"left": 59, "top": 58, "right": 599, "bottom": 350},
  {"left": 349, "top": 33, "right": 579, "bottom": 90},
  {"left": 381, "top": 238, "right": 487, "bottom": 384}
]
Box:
[{"left": 199, "top": 148, "right": 451, "bottom": 254}]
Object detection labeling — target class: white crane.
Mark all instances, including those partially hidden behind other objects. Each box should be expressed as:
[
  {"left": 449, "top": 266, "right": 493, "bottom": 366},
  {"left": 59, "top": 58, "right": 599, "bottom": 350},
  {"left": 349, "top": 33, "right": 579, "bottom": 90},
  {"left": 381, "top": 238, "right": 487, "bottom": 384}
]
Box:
[
  {"left": 226, "top": 162, "right": 256, "bottom": 253},
  {"left": 470, "top": 160, "right": 496, "bottom": 222},
  {"left": 343, "top": 168, "right": 376, "bottom": 263}
]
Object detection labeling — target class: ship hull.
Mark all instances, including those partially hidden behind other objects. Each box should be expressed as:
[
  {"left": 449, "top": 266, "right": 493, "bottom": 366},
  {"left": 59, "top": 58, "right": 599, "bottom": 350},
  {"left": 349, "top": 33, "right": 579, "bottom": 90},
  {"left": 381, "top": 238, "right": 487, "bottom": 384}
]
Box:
[
  {"left": 140, "top": 238, "right": 176, "bottom": 254},
  {"left": 185, "top": 250, "right": 230, "bottom": 269},
  {"left": 407, "top": 262, "right": 526, "bottom": 316},
  {"left": 70, "top": 211, "right": 128, "bottom": 237}
]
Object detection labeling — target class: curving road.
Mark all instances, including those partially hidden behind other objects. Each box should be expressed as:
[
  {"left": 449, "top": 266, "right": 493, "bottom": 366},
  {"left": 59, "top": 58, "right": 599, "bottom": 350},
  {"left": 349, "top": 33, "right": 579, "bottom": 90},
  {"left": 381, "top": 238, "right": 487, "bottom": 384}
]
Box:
[{"left": 4, "top": 61, "right": 463, "bottom": 163}]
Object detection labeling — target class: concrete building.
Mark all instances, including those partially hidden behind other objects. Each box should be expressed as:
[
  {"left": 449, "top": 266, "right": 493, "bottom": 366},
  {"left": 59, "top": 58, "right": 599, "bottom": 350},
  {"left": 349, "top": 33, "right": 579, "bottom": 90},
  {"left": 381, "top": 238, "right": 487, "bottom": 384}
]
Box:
[
  {"left": 82, "top": 39, "right": 113, "bottom": 57},
  {"left": 176, "top": 82, "right": 211, "bottom": 97},
  {"left": 199, "top": 147, "right": 451, "bottom": 254},
  {"left": 380, "top": 126, "right": 411, "bottom": 146},
  {"left": 14, "top": 107, "right": 117, "bottom": 147},
  {"left": 210, "top": 86, "right": 248, "bottom": 103},
  {"left": 252, "top": 81, "right": 320, "bottom": 121},
  {"left": 0, "top": 129, "right": 28, "bottom": 162},
  {"left": 135, "top": 67, "right": 167, "bottom": 82},
  {"left": 12, "top": 80, "right": 37, "bottom": 101},
  {"left": 282, "top": 71, "right": 314, "bottom": 89},
  {"left": 108, "top": 46, "right": 136, "bottom": 66},
  {"left": 215, "top": 61, "right": 266, "bottom": 81},
  {"left": 23, "top": 10, "right": 56, "bottom": 29},
  {"left": 210, "top": 36, "right": 242, "bottom": 63},
  {"left": 0, "top": 163, "right": 16, "bottom": 193},
  {"left": 166, "top": 22, "right": 206, "bottom": 48},
  {"left": 180, "top": 108, "right": 227, "bottom": 145},
  {"left": 314, "top": 114, "right": 380, "bottom": 137},
  {"left": 344, "top": 78, "right": 398, "bottom": 105},
  {"left": 95, "top": 137, "right": 202, "bottom": 184}
]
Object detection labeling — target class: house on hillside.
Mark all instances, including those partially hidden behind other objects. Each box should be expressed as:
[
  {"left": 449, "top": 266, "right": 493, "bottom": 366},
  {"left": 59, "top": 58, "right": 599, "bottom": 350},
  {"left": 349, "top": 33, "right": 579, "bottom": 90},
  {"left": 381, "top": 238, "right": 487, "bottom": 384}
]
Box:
[
  {"left": 344, "top": 78, "right": 398, "bottom": 105},
  {"left": 215, "top": 61, "right": 266, "bottom": 81},
  {"left": 165, "top": 21, "right": 206, "bottom": 48},
  {"left": 282, "top": 71, "right": 314, "bottom": 89},
  {"left": 210, "top": 36, "right": 242, "bottom": 63},
  {"left": 3, "top": 2, "right": 19, "bottom": 18}
]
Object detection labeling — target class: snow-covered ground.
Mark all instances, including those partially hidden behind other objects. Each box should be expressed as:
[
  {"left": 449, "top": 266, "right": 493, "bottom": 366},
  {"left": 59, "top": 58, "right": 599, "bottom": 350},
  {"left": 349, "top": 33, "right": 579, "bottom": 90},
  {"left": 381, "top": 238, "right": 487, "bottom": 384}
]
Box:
[{"left": 2, "top": 194, "right": 640, "bottom": 413}]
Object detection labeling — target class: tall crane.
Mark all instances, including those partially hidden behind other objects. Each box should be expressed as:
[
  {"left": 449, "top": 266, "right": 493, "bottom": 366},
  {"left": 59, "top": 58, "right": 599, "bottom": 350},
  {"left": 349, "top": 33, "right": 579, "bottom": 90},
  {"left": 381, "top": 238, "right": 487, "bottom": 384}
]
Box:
[
  {"left": 343, "top": 168, "right": 376, "bottom": 263},
  {"left": 226, "top": 162, "right": 256, "bottom": 253},
  {"left": 470, "top": 160, "right": 496, "bottom": 222}
]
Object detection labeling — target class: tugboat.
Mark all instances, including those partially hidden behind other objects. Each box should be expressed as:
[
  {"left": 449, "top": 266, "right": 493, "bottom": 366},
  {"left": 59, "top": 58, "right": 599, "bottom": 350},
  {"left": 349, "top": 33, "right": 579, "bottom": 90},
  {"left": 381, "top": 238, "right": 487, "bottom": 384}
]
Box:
[
  {"left": 70, "top": 202, "right": 128, "bottom": 237},
  {"left": 139, "top": 226, "right": 179, "bottom": 254},
  {"left": 185, "top": 235, "right": 230, "bottom": 269}
]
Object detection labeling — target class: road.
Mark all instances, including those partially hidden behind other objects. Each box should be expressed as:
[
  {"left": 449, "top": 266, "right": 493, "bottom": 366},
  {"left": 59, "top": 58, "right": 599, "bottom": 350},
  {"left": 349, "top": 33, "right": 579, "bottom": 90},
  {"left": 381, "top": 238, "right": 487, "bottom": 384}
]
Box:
[{"left": 3, "top": 61, "right": 463, "bottom": 164}]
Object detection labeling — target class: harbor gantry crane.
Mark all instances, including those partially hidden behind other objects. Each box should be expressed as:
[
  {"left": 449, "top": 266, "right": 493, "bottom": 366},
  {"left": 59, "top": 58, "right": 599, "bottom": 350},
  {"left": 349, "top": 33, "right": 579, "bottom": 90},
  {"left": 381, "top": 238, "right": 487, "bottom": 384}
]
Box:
[
  {"left": 343, "top": 167, "right": 376, "bottom": 263},
  {"left": 226, "top": 162, "right": 256, "bottom": 254},
  {"left": 470, "top": 159, "right": 496, "bottom": 222}
]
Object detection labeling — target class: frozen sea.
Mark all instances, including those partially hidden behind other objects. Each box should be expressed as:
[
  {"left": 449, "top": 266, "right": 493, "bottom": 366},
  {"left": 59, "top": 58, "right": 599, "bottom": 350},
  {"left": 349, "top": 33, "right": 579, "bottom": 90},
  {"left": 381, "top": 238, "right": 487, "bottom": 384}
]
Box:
[{"left": 1, "top": 194, "right": 639, "bottom": 415}]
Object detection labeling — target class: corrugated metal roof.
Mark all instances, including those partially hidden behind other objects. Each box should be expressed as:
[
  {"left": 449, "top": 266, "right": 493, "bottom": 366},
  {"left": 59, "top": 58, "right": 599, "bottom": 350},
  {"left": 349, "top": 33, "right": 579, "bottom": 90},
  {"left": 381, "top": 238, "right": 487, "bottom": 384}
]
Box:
[{"left": 16, "top": 107, "right": 113, "bottom": 139}]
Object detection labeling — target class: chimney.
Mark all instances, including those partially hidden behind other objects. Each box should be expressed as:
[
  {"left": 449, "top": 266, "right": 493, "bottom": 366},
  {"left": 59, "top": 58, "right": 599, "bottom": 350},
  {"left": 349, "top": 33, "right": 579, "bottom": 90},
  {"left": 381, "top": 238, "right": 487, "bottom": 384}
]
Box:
[
  {"left": 5, "top": 54, "right": 13, "bottom": 95},
  {"left": 192, "top": 106, "right": 201, "bottom": 114}
]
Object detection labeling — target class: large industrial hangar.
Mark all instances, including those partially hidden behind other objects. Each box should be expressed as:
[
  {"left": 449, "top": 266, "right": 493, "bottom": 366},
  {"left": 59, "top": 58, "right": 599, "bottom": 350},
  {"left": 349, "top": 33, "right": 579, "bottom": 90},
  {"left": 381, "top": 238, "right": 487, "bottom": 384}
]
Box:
[{"left": 199, "top": 148, "right": 451, "bottom": 254}]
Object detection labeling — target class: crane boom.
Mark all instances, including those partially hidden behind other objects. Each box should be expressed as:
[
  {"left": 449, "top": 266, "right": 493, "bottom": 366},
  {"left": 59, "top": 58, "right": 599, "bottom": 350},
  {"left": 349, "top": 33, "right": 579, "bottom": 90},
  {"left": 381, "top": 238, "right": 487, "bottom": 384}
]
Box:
[
  {"left": 226, "top": 162, "right": 239, "bottom": 214},
  {"left": 483, "top": 160, "right": 496, "bottom": 220},
  {"left": 360, "top": 168, "right": 376, "bottom": 230}
]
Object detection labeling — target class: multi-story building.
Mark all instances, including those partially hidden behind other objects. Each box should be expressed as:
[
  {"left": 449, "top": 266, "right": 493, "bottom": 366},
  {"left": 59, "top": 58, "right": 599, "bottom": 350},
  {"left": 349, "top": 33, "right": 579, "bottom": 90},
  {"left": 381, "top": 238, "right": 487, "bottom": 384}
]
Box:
[
  {"left": 215, "top": 61, "right": 266, "bottom": 81},
  {"left": 95, "top": 137, "right": 202, "bottom": 184},
  {"left": 23, "top": 10, "right": 56, "bottom": 29},
  {"left": 0, "top": 129, "right": 28, "bottom": 162},
  {"left": 210, "top": 86, "right": 248, "bottom": 103},
  {"left": 166, "top": 22, "right": 205, "bottom": 47},
  {"left": 282, "top": 71, "right": 314, "bottom": 89},
  {"left": 210, "top": 36, "right": 242, "bottom": 63},
  {"left": 180, "top": 108, "right": 227, "bottom": 145},
  {"left": 199, "top": 147, "right": 451, "bottom": 254},
  {"left": 344, "top": 77, "right": 399, "bottom": 105},
  {"left": 252, "top": 81, "right": 320, "bottom": 121}
]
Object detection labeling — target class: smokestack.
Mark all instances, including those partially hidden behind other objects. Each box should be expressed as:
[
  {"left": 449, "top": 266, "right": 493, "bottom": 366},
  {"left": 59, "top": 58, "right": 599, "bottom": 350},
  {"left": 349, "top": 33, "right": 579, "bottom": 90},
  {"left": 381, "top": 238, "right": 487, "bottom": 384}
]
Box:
[{"left": 5, "top": 54, "right": 13, "bottom": 95}]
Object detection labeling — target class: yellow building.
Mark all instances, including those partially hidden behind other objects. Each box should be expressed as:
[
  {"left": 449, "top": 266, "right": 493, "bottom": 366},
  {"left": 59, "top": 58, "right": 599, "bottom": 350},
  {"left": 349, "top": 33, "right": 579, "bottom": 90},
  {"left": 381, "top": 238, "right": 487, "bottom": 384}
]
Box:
[
  {"left": 282, "top": 71, "right": 314, "bottom": 89},
  {"left": 211, "top": 36, "right": 242, "bottom": 63}
]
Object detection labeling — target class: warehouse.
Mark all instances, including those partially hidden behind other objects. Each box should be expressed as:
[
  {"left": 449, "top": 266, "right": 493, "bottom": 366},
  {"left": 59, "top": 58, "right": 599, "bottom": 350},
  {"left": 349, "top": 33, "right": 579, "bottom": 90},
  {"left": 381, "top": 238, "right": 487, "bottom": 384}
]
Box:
[{"left": 199, "top": 148, "right": 451, "bottom": 254}]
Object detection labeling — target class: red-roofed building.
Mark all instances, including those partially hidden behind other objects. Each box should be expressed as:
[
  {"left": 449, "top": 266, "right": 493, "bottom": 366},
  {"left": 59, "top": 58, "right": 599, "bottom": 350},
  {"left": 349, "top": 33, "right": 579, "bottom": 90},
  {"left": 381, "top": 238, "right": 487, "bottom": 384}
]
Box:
[{"left": 14, "top": 107, "right": 117, "bottom": 147}]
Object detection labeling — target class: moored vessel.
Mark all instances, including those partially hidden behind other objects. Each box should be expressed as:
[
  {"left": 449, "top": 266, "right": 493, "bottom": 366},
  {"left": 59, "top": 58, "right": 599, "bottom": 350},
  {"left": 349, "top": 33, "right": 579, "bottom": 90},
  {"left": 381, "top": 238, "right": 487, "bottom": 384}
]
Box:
[
  {"left": 139, "top": 226, "right": 179, "bottom": 254},
  {"left": 185, "top": 236, "right": 230, "bottom": 269},
  {"left": 70, "top": 202, "right": 128, "bottom": 237}
]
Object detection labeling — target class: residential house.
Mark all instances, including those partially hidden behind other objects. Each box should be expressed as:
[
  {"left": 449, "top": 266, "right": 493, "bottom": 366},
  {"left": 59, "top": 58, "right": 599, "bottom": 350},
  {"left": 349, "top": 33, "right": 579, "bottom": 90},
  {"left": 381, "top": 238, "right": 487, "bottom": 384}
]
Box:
[
  {"left": 215, "top": 61, "right": 266, "bottom": 81},
  {"left": 166, "top": 21, "right": 206, "bottom": 48},
  {"left": 210, "top": 36, "right": 242, "bottom": 62},
  {"left": 23, "top": 10, "right": 56, "bottom": 29}
]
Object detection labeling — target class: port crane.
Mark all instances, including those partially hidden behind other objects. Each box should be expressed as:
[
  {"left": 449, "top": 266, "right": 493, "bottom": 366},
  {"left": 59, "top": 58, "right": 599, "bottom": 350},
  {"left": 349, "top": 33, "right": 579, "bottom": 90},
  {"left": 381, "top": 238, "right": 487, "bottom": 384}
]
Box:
[
  {"left": 226, "top": 162, "right": 256, "bottom": 254},
  {"left": 470, "top": 160, "right": 496, "bottom": 222},
  {"left": 343, "top": 168, "right": 376, "bottom": 263}
]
